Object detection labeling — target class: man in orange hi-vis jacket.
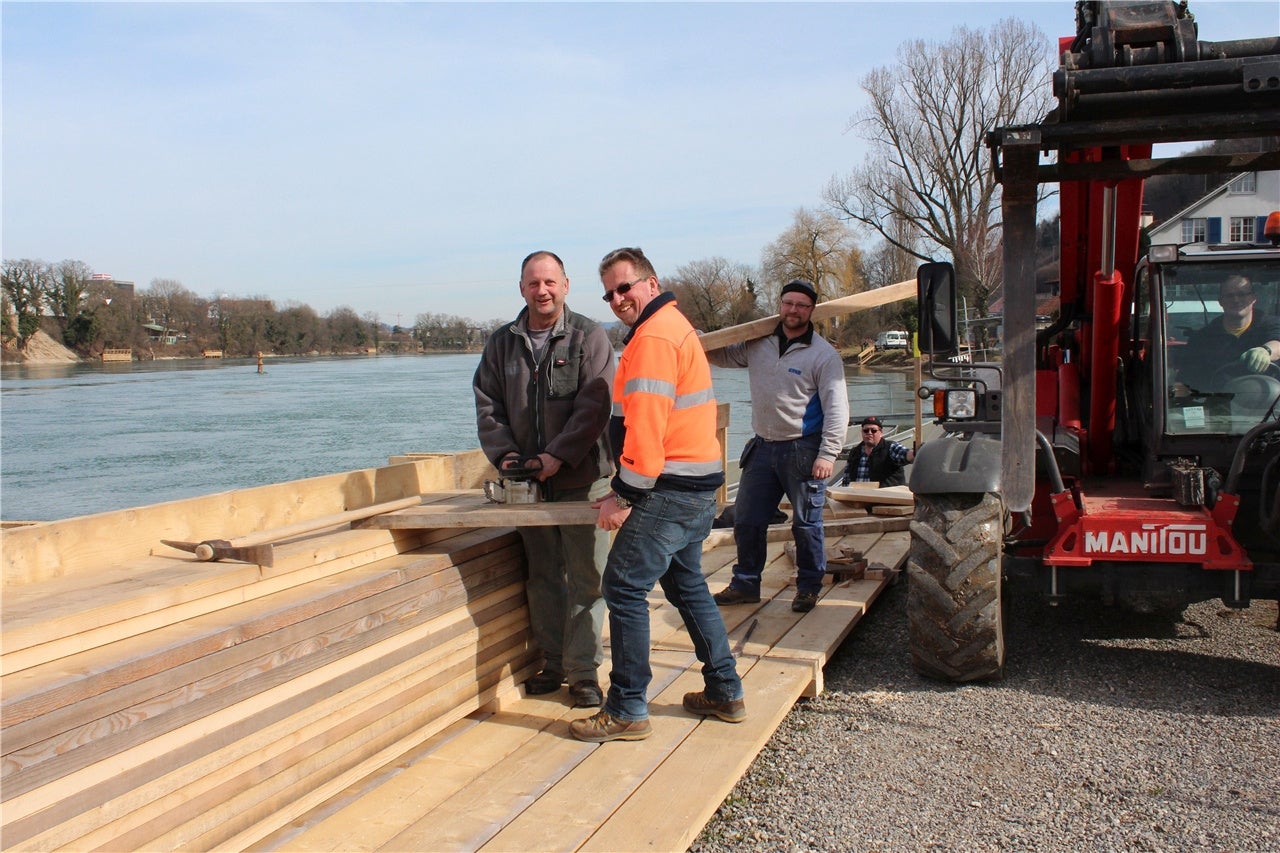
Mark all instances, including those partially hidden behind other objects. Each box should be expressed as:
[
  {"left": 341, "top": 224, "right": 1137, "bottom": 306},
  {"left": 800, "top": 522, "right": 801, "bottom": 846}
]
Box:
[{"left": 569, "top": 247, "right": 745, "bottom": 744}]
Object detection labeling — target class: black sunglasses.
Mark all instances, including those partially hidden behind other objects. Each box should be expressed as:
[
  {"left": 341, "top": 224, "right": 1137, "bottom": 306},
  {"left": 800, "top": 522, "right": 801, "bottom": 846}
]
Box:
[{"left": 603, "top": 278, "right": 645, "bottom": 303}]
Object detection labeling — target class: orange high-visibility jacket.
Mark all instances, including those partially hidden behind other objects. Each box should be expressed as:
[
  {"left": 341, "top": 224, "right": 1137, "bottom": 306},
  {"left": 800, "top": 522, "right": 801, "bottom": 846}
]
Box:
[{"left": 611, "top": 293, "right": 725, "bottom": 494}]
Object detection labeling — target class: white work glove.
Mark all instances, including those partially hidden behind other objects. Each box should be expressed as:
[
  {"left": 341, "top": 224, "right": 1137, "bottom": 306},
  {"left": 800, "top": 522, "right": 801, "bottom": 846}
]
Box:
[{"left": 1240, "top": 346, "right": 1271, "bottom": 373}]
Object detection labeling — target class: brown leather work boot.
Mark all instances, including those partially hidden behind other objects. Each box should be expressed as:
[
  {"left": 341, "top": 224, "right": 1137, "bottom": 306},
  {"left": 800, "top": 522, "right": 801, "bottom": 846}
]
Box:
[
  {"left": 791, "top": 591, "right": 819, "bottom": 613},
  {"left": 568, "top": 680, "right": 604, "bottom": 708},
  {"left": 682, "top": 690, "right": 747, "bottom": 723},
  {"left": 525, "top": 669, "right": 565, "bottom": 695},
  {"left": 713, "top": 586, "right": 761, "bottom": 605},
  {"left": 569, "top": 709, "right": 652, "bottom": 742}
]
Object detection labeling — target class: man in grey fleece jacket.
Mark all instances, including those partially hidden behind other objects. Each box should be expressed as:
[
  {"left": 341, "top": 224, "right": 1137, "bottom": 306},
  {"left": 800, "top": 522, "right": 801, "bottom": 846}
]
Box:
[
  {"left": 473, "top": 251, "right": 615, "bottom": 707},
  {"left": 706, "top": 280, "right": 849, "bottom": 613}
]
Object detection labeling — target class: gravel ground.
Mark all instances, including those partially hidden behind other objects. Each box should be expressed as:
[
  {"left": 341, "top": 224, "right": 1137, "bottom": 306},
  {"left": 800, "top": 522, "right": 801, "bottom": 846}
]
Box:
[{"left": 694, "top": 579, "right": 1280, "bottom": 853}]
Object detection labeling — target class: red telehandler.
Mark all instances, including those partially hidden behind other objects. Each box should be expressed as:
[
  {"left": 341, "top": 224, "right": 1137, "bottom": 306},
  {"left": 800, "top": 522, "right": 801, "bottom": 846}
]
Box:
[{"left": 909, "top": 0, "right": 1280, "bottom": 681}]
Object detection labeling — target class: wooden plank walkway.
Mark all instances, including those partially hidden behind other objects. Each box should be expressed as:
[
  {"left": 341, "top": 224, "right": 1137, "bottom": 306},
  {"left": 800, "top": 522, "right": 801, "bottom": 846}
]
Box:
[
  {"left": 1, "top": 452, "right": 913, "bottom": 852},
  {"left": 248, "top": 519, "right": 909, "bottom": 853}
]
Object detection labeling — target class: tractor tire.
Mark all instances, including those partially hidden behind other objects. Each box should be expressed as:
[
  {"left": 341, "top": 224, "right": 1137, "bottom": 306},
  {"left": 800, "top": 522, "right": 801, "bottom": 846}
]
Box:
[{"left": 907, "top": 492, "right": 1006, "bottom": 682}]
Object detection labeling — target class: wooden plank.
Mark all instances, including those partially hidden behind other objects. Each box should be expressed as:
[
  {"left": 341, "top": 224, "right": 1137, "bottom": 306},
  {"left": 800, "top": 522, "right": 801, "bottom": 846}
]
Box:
[
  {"left": 386, "top": 449, "right": 492, "bottom": 490},
  {"left": 2, "top": 535, "right": 520, "bottom": 734},
  {"left": 255, "top": 650, "right": 693, "bottom": 853},
  {"left": 157, "top": 495, "right": 425, "bottom": 557},
  {"left": 383, "top": 723, "right": 596, "bottom": 851},
  {"left": 1, "top": 594, "right": 534, "bottom": 844},
  {"left": 362, "top": 496, "right": 600, "bottom": 529},
  {"left": 1, "top": 460, "right": 903, "bottom": 852},
  {"left": 828, "top": 484, "right": 914, "bottom": 506},
  {"left": 1, "top": 526, "right": 508, "bottom": 678},
  {"left": 0, "top": 524, "right": 473, "bottom": 668},
  {"left": 1, "top": 462, "right": 445, "bottom": 585},
  {"left": 149, "top": 629, "right": 535, "bottom": 852},
  {"left": 88, "top": 662, "right": 534, "bottom": 853},
  {"left": 254, "top": 708, "right": 556, "bottom": 852},
  {"left": 578, "top": 657, "right": 815, "bottom": 853},
  {"left": 701, "top": 513, "right": 908, "bottom": 551},
  {"left": 13, "top": 613, "right": 536, "bottom": 851},
  {"left": 697, "top": 279, "right": 915, "bottom": 351},
  {"left": 2, "top": 565, "right": 525, "bottom": 775},
  {"left": 865, "top": 529, "right": 911, "bottom": 572},
  {"left": 475, "top": 656, "right": 710, "bottom": 853},
  {"left": 766, "top": 577, "right": 888, "bottom": 697}
]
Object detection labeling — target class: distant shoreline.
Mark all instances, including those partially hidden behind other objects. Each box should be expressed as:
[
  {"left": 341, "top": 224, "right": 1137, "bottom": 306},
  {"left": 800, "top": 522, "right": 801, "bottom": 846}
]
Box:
[{"left": 3, "top": 342, "right": 483, "bottom": 367}]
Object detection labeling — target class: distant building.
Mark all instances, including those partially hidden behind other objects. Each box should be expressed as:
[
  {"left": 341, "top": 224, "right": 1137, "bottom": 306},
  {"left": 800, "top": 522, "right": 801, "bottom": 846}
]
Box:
[
  {"left": 90, "top": 274, "right": 136, "bottom": 299},
  {"left": 142, "top": 323, "right": 180, "bottom": 345},
  {"left": 1146, "top": 171, "right": 1280, "bottom": 245}
]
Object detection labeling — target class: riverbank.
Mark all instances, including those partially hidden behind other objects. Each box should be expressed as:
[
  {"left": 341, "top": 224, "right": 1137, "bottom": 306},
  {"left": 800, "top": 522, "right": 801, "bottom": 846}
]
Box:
[
  {"left": 1, "top": 330, "right": 80, "bottom": 364},
  {"left": 0, "top": 339, "right": 487, "bottom": 366}
]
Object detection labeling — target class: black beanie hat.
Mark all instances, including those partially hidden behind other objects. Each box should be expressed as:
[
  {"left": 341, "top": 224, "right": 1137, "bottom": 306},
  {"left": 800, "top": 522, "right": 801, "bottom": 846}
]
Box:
[{"left": 780, "top": 280, "right": 817, "bottom": 304}]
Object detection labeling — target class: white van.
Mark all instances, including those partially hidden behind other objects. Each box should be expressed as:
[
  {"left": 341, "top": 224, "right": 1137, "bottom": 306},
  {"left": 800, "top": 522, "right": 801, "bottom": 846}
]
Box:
[{"left": 875, "top": 330, "right": 909, "bottom": 351}]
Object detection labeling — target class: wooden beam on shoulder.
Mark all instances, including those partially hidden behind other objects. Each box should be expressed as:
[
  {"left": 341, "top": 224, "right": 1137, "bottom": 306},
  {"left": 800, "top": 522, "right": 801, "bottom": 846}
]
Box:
[{"left": 697, "top": 279, "right": 914, "bottom": 351}]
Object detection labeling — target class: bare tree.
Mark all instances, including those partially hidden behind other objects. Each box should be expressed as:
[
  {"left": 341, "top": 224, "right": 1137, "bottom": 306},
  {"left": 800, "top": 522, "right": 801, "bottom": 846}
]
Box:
[
  {"left": 759, "top": 208, "right": 863, "bottom": 304},
  {"left": 144, "top": 278, "right": 201, "bottom": 337},
  {"left": 824, "top": 18, "right": 1054, "bottom": 313},
  {"left": 363, "top": 311, "right": 381, "bottom": 350},
  {"left": 759, "top": 209, "right": 865, "bottom": 345},
  {"left": 2, "top": 259, "right": 51, "bottom": 344},
  {"left": 666, "top": 257, "right": 758, "bottom": 332},
  {"left": 48, "top": 260, "right": 94, "bottom": 323}
]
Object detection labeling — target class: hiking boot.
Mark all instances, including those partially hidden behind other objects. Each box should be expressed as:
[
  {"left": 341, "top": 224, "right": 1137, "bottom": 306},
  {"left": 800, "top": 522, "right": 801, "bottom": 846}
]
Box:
[
  {"left": 791, "top": 591, "right": 819, "bottom": 613},
  {"left": 569, "top": 709, "right": 653, "bottom": 743},
  {"left": 713, "top": 586, "right": 761, "bottom": 606},
  {"left": 682, "top": 691, "right": 746, "bottom": 723},
  {"left": 568, "top": 680, "right": 604, "bottom": 708},
  {"left": 525, "top": 669, "right": 565, "bottom": 695}
]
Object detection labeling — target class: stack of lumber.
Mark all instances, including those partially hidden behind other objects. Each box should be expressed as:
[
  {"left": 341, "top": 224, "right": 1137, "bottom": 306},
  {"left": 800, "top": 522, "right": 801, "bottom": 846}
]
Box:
[
  {"left": 247, "top": 513, "right": 910, "bottom": 851},
  {"left": 1, "top": 455, "right": 540, "bottom": 852},
  {"left": 0, "top": 441, "right": 911, "bottom": 851},
  {"left": 827, "top": 483, "right": 916, "bottom": 517}
]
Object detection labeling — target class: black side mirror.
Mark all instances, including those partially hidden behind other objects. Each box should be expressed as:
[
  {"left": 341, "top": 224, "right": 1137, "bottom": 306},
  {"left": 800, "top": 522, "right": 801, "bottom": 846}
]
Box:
[{"left": 917, "top": 262, "right": 958, "bottom": 355}]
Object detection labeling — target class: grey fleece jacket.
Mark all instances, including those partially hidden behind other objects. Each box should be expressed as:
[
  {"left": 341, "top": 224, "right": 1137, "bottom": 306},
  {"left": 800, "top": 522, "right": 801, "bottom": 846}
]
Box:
[
  {"left": 707, "top": 325, "right": 850, "bottom": 462},
  {"left": 473, "top": 305, "right": 614, "bottom": 492}
]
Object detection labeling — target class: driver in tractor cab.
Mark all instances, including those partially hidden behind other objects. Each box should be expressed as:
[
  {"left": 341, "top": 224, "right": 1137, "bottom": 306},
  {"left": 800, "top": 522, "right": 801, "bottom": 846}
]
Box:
[{"left": 1174, "top": 275, "right": 1280, "bottom": 393}]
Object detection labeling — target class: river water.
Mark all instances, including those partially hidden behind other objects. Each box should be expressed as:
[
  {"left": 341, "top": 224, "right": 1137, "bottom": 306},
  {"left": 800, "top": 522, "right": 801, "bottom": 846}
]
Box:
[{"left": 0, "top": 354, "right": 919, "bottom": 521}]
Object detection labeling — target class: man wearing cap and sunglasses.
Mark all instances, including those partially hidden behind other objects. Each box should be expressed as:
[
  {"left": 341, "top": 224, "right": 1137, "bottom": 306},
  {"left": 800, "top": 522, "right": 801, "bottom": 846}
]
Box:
[
  {"left": 840, "top": 415, "right": 914, "bottom": 487},
  {"left": 707, "top": 279, "right": 850, "bottom": 614}
]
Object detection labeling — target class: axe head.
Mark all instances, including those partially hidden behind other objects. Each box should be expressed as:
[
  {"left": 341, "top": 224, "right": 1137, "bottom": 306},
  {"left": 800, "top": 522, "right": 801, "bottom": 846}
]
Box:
[{"left": 161, "top": 539, "right": 275, "bottom": 567}]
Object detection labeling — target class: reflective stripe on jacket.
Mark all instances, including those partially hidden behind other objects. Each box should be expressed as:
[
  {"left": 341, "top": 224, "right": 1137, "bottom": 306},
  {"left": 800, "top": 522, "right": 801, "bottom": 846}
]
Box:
[{"left": 611, "top": 293, "right": 725, "bottom": 495}]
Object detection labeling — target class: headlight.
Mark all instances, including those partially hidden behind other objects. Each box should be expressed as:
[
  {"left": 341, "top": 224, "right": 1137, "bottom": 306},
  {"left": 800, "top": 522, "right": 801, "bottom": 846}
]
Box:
[{"left": 945, "top": 389, "right": 977, "bottom": 419}]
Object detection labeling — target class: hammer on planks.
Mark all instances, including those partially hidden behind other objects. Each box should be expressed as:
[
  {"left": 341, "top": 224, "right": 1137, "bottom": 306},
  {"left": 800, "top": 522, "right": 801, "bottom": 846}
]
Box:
[{"left": 160, "top": 495, "right": 423, "bottom": 566}]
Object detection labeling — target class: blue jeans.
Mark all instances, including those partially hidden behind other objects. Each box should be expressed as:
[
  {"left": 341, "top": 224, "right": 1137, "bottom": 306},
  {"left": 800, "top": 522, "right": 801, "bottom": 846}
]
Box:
[
  {"left": 731, "top": 434, "right": 827, "bottom": 596},
  {"left": 602, "top": 488, "right": 743, "bottom": 722}
]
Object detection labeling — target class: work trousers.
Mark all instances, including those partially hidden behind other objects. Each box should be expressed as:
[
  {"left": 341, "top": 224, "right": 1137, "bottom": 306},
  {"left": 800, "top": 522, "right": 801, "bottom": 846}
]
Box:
[
  {"left": 730, "top": 434, "right": 828, "bottom": 596},
  {"left": 517, "top": 478, "right": 610, "bottom": 684}
]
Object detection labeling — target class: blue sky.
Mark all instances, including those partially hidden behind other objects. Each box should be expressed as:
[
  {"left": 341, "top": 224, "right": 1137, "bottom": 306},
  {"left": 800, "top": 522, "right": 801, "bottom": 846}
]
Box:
[{"left": 4, "top": 1, "right": 1273, "bottom": 326}]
